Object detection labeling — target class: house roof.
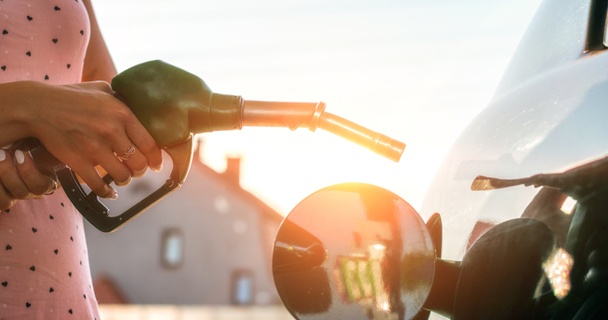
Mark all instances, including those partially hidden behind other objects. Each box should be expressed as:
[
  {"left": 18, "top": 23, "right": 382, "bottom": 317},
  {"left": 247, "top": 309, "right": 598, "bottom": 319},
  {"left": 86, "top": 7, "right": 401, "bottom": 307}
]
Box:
[{"left": 189, "top": 154, "right": 285, "bottom": 225}]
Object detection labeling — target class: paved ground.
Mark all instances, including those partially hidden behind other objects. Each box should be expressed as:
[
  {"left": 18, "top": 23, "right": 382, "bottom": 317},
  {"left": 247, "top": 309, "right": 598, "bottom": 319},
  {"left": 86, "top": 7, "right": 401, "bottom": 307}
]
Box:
[{"left": 99, "top": 305, "right": 294, "bottom": 320}]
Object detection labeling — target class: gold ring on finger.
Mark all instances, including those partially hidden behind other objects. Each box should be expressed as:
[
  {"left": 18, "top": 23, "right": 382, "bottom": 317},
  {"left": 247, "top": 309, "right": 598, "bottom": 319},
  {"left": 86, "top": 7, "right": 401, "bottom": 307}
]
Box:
[
  {"left": 116, "top": 144, "right": 136, "bottom": 161},
  {"left": 45, "top": 179, "right": 58, "bottom": 195}
]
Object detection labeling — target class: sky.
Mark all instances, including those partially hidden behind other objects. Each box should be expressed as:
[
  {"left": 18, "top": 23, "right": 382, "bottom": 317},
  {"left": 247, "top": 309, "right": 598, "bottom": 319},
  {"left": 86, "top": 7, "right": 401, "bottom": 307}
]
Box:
[{"left": 92, "top": 0, "right": 542, "bottom": 217}]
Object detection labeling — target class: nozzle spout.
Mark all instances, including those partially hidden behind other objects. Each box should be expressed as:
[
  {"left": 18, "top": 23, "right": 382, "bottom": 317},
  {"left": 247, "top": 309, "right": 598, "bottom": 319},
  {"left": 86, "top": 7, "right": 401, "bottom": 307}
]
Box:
[
  {"left": 316, "top": 112, "right": 405, "bottom": 162},
  {"left": 242, "top": 100, "right": 405, "bottom": 162}
]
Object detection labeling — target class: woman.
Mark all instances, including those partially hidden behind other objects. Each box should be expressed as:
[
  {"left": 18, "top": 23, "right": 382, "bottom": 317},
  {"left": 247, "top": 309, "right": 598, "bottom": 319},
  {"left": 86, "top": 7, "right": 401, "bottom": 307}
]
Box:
[{"left": 0, "top": 0, "right": 162, "bottom": 318}]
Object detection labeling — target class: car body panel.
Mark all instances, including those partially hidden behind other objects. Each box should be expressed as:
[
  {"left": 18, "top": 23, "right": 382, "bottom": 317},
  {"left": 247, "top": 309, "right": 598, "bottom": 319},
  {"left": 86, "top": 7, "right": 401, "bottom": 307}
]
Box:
[{"left": 421, "top": 0, "right": 608, "bottom": 260}]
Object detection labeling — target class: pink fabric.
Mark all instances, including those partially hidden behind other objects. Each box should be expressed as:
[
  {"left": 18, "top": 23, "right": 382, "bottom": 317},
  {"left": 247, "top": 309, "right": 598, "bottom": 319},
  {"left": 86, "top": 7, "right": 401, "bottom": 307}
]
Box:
[
  {"left": 0, "top": 0, "right": 89, "bottom": 84},
  {"left": 0, "top": 1, "right": 100, "bottom": 319}
]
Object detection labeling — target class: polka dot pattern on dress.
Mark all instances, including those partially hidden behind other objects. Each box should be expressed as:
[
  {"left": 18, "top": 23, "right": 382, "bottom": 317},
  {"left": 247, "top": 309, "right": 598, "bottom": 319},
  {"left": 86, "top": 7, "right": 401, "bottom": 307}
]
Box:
[
  {"left": 0, "top": 0, "right": 91, "bottom": 84},
  {"left": 1, "top": 196, "right": 100, "bottom": 318},
  {"left": 0, "top": 1, "right": 99, "bottom": 318}
]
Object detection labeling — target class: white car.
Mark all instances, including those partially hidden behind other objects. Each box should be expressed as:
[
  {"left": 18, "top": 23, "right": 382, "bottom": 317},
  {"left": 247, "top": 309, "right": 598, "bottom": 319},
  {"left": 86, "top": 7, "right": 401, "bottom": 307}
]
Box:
[{"left": 421, "top": 0, "right": 608, "bottom": 318}]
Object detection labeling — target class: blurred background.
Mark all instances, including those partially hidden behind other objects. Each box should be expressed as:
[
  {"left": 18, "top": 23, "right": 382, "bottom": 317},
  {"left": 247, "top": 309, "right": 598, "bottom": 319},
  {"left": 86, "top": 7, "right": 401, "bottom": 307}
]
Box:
[
  {"left": 89, "top": 0, "right": 542, "bottom": 319},
  {"left": 93, "top": 0, "right": 541, "bottom": 216}
]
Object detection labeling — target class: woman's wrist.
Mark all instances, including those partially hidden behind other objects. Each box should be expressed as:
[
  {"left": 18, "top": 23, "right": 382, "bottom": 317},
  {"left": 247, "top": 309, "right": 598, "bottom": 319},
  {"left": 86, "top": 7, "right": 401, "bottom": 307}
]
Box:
[{"left": 0, "top": 81, "right": 44, "bottom": 145}]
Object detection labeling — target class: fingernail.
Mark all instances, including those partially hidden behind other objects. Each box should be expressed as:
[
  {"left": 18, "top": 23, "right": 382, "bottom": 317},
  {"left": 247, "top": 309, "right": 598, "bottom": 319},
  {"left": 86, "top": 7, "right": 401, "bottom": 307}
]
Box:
[
  {"left": 14, "top": 150, "right": 24, "bottom": 164},
  {"left": 1, "top": 143, "right": 12, "bottom": 149},
  {"left": 152, "top": 163, "right": 163, "bottom": 172},
  {"left": 0, "top": 149, "right": 5, "bottom": 161},
  {"left": 108, "top": 188, "right": 118, "bottom": 200}
]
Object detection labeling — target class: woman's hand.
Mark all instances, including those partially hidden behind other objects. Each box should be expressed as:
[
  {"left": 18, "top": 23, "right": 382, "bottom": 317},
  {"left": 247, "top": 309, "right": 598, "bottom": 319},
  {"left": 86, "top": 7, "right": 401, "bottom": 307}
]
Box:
[
  {"left": 0, "top": 146, "right": 58, "bottom": 210},
  {"left": 3, "top": 80, "right": 163, "bottom": 200}
]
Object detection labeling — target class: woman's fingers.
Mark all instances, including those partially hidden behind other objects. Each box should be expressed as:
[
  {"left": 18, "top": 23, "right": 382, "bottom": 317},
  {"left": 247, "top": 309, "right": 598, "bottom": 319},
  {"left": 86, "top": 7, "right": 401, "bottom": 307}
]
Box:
[
  {"left": 123, "top": 119, "right": 163, "bottom": 173},
  {"left": 22, "top": 81, "right": 164, "bottom": 198},
  {"left": 87, "top": 80, "right": 162, "bottom": 172},
  {"left": 114, "top": 144, "right": 148, "bottom": 178},
  {"left": 70, "top": 161, "right": 117, "bottom": 200},
  {"left": 0, "top": 150, "right": 32, "bottom": 200},
  {"left": 0, "top": 185, "right": 16, "bottom": 211},
  {"left": 0, "top": 148, "right": 58, "bottom": 212},
  {"left": 0, "top": 153, "right": 19, "bottom": 210},
  {"left": 0, "top": 147, "right": 16, "bottom": 210},
  {"left": 73, "top": 81, "right": 163, "bottom": 173},
  {"left": 14, "top": 150, "right": 58, "bottom": 195},
  {"left": 99, "top": 148, "right": 133, "bottom": 186}
]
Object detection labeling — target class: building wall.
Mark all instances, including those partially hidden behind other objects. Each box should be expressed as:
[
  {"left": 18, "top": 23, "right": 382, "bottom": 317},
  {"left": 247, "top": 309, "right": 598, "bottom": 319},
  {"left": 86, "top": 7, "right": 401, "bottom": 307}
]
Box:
[{"left": 84, "top": 159, "right": 283, "bottom": 305}]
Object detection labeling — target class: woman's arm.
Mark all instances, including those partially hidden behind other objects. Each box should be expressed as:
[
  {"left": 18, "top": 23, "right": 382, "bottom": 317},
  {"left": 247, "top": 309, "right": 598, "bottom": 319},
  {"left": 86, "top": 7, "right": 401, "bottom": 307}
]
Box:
[
  {"left": 0, "top": 0, "right": 162, "bottom": 209},
  {"left": 82, "top": 0, "right": 117, "bottom": 82}
]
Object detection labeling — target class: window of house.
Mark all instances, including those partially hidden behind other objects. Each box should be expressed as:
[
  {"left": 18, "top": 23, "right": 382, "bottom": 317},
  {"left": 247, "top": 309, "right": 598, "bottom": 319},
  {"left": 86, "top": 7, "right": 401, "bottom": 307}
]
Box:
[
  {"left": 231, "top": 270, "right": 254, "bottom": 305},
  {"left": 161, "top": 228, "right": 184, "bottom": 269}
]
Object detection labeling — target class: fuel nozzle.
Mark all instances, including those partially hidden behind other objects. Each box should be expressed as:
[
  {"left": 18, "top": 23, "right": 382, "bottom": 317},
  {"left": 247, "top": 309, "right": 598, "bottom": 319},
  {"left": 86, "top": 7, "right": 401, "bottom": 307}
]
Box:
[
  {"left": 33, "top": 60, "right": 406, "bottom": 233},
  {"left": 112, "top": 60, "right": 405, "bottom": 164},
  {"left": 106, "top": 60, "right": 406, "bottom": 227}
]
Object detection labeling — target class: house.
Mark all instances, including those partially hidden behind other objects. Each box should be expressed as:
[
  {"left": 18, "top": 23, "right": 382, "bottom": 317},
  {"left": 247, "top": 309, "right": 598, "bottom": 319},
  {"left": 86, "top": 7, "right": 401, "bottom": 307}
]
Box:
[{"left": 84, "top": 142, "right": 285, "bottom": 306}]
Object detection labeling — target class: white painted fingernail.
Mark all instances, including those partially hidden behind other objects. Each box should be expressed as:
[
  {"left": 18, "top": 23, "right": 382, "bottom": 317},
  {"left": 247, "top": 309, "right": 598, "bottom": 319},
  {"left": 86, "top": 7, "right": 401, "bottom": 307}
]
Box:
[
  {"left": 14, "top": 150, "right": 25, "bottom": 164},
  {"left": 1, "top": 143, "right": 12, "bottom": 149},
  {"left": 109, "top": 188, "right": 118, "bottom": 200},
  {"left": 0, "top": 149, "right": 5, "bottom": 161}
]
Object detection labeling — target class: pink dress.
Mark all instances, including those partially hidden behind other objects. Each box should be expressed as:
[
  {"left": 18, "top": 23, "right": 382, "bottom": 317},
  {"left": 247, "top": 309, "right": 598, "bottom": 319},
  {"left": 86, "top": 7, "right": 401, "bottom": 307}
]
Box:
[{"left": 0, "top": 1, "right": 101, "bottom": 319}]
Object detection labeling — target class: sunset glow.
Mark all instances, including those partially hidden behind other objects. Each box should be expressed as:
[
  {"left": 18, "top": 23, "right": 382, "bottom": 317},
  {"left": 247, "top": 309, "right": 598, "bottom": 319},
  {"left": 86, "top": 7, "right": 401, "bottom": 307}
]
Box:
[{"left": 94, "top": 0, "right": 542, "bottom": 216}]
